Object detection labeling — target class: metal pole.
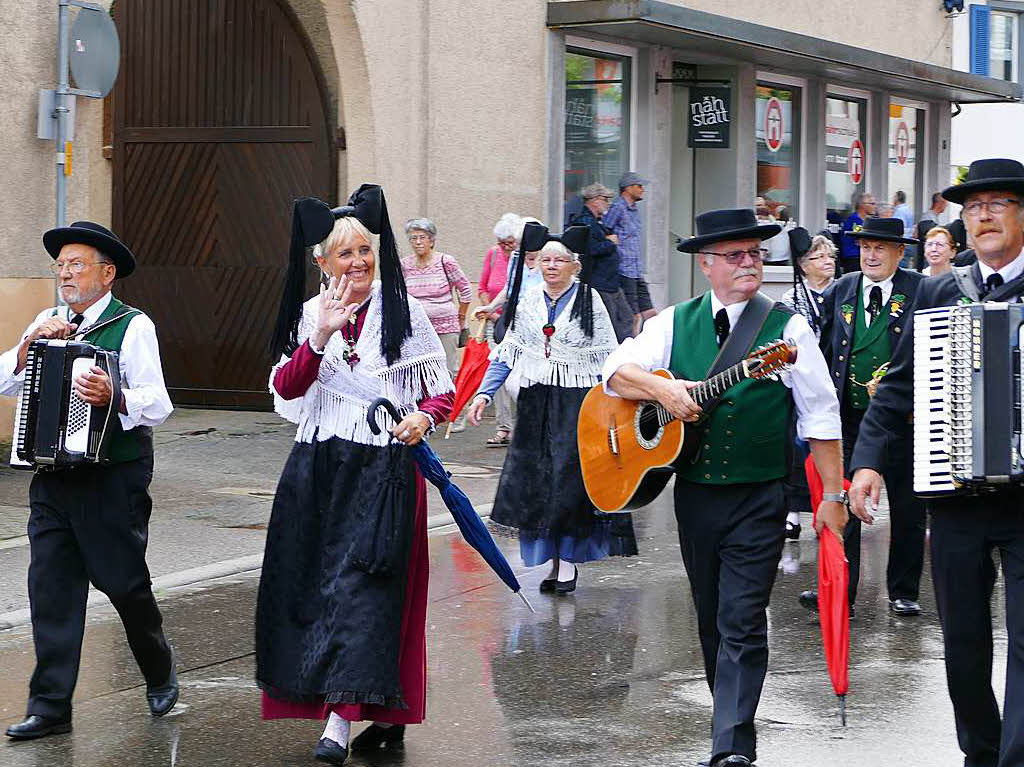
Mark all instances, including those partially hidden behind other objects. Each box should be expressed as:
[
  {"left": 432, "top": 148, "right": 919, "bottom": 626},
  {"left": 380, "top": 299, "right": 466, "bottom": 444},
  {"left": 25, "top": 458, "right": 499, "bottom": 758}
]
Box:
[{"left": 55, "top": 0, "right": 71, "bottom": 229}]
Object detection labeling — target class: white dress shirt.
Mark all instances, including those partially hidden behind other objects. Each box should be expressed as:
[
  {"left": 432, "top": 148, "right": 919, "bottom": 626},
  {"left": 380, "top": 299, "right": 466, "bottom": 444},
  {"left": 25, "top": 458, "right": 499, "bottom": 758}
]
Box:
[
  {"left": 860, "top": 274, "right": 895, "bottom": 326},
  {"left": 602, "top": 292, "right": 842, "bottom": 441},
  {"left": 0, "top": 291, "right": 173, "bottom": 435},
  {"left": 977, "top": 247, "right": 1024, "bottom": 287}
]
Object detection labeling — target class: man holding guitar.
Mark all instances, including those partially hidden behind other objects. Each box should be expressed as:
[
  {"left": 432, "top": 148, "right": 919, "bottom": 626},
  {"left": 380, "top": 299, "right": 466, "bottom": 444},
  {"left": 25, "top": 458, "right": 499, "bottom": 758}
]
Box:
[{"left": 600, "top": 208, "right": 852, "bottom": 767}]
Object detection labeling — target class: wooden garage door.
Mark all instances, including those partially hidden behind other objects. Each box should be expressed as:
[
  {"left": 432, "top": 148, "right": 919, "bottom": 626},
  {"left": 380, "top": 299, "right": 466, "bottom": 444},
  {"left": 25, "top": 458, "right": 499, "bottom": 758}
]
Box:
[{"left": 112, "top": 0, "right": 332, "bottom": 408}]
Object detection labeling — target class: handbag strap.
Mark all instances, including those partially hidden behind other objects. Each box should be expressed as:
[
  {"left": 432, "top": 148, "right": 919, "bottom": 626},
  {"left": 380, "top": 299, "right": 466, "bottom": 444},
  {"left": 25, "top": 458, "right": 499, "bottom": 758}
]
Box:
[
  {"left": 439, "top": 254, "right": 455, "bottom": 299},
  {"left": 699, "top": 291, "right": 779, "bottom": 419}
]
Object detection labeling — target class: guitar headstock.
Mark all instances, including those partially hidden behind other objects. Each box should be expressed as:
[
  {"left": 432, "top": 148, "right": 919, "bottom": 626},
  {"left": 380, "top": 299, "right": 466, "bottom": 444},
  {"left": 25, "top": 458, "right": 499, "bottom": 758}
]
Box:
[{"left": 745, "top": 340, "right": 798, "bottom": 380}]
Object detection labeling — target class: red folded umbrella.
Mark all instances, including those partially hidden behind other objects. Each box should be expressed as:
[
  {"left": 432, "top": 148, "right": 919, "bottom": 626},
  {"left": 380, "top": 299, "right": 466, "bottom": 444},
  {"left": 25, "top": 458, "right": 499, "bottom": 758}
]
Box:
[
  {"left": 445, "top": 322, "right": 492, "bottom": 437},
  {"left": 804, "top": 453, "right": 851, "bottom": 725}
]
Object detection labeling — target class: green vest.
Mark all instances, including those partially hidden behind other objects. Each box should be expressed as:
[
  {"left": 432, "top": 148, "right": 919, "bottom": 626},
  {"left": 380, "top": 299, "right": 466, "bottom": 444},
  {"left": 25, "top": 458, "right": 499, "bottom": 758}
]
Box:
[
  {"left": 844, "top": 284, "right": 892, "bottom": 411},
  {"left": 54, "top": 297, "right": 151, "bottom": 463},
  {"left": 668, "top": 294, "right": 792, "bottom": 485}
]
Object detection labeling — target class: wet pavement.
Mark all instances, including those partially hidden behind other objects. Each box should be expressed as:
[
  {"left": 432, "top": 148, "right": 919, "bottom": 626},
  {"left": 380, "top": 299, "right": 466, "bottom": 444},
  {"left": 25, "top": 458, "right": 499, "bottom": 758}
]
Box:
[{"left": 0, "top": 474, "right": 1007, "bottom": 766}]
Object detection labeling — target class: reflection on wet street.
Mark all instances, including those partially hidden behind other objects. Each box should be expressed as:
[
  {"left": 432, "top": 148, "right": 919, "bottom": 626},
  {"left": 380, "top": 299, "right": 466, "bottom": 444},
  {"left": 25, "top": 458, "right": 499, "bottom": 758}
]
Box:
[{"left": 0, "top": 488, "right": 1006, "bottom": 766}]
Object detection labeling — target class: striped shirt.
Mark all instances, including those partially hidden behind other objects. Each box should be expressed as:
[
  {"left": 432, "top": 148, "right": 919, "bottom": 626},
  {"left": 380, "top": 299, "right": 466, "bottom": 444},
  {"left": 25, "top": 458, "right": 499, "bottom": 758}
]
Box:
[{"left": 401, "top": 253, "right": 473, "bottom": 335}]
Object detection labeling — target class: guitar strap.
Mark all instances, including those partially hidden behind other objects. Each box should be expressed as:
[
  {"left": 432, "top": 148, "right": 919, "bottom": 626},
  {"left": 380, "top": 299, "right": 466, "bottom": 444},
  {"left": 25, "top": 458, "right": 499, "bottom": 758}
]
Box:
[{"left": 698, "top": 291, "right": 778, "bottom": 420}]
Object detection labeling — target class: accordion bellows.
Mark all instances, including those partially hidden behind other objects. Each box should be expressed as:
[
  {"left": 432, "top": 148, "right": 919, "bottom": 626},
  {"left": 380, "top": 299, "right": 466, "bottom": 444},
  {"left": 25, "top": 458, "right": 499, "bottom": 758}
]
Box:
[{"left": 14, "top": 340, "right": 122, "bottom": 467}]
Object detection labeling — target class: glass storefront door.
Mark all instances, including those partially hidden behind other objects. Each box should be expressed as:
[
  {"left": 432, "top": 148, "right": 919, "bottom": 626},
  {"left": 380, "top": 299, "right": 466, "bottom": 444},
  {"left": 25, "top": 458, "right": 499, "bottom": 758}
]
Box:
[{"left": 825, "top": 94, "right": 868, "bottom": 237}]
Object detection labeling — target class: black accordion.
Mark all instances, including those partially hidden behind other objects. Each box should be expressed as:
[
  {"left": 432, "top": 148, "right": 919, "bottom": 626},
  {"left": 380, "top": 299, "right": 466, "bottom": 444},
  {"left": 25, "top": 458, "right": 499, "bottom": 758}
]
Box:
[
  {"left": 913, "top": 303, "right": 1024, "bottom": 495},
  {"left": 14, "top": 340, "right": 122, "bottom": 467}
]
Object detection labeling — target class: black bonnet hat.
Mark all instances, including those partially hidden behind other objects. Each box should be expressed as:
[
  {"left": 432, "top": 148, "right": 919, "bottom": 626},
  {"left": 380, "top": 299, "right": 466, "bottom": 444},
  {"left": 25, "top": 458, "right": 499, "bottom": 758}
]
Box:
[
  {"left": 271, "top": 184, "right": 411, "bottom": 363},
  {"left": 676, "top": 209, "right": 781, "bottom": 253},
  {"left": 505, "top": 223, "right": 594, "bottom": 336},
  {"left": 43, "top": 221, "right": 136, "bottom": 279},
  {"left": 942, "top": 158, "right": 1024, "bottom": 205},
  {"left": 787, "top": 226, "right": 813, "bottom": 268}
]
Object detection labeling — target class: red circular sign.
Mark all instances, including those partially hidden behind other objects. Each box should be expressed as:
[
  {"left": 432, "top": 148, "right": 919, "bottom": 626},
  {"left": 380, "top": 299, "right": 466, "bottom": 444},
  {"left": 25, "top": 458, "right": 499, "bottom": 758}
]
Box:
[
  {"left": 763, "top": 97, "right": 784, "bottom": 153},
  {"left": 848, "top": 139, "right": 865, "bottom": 184},
  {"left": 895, "top": 121, "right": 910, "bottom": 166}
]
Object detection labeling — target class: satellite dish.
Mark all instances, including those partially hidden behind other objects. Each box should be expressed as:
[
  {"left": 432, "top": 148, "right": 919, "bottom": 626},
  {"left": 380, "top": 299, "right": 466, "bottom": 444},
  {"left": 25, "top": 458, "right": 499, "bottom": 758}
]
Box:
[{"left": 69, "top": 8, "right": 120, "bottom": 97}]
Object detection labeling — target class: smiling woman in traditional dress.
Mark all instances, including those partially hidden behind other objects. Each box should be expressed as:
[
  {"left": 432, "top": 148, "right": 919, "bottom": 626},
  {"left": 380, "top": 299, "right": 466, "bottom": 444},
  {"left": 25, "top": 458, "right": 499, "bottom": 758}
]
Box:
[
  {"left": 468, "top": 224, "right": 637, "bottom": 594},
  {"left": 256, "top": 186, "right": 454, "bottom": 766}
]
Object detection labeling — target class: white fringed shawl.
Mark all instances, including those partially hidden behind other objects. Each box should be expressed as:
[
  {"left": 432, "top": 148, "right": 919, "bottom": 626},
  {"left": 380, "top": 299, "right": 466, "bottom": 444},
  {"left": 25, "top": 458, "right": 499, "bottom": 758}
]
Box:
[
  {"left": 271, "top": 282, "right": 453, "bottom": 445},
  {"left": 491, "top": 282, "right": 618, "bottom": 390}
]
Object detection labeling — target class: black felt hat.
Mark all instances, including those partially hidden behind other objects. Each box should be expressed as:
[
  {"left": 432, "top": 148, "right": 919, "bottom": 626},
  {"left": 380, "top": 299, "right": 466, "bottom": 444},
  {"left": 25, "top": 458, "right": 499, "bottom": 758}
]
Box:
[
  {"left": 271, "top": 184, "right": 411, "bottom": 361},
  {"left": 846, "top": 217, "right": 917, "bottom": 245},
  {"left": 942, "top": 158, "right": 1024, "bottom": 204},
  {"left": 676, "top": 209, "right": 781, "bottom": 253},
  {"left": 43, "top": 221, "right": 136, "bottom": 279}
]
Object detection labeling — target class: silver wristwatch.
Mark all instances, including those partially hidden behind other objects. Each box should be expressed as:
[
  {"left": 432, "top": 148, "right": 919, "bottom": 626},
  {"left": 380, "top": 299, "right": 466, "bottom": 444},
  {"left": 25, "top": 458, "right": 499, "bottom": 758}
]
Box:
[{"left": 822, "top": 491, "right": 848, "bottom": 505}]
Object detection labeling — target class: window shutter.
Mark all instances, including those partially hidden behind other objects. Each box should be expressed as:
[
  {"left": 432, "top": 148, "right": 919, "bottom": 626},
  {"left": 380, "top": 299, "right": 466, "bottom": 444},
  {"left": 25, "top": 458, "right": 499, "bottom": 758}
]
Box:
[{"left": 970, "top": 4, "right": 991, "bottom": 76}]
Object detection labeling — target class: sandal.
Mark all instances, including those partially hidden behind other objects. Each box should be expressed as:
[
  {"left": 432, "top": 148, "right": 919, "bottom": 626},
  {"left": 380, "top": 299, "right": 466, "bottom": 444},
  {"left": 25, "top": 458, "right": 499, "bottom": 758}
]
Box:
[{"left": 486, "top": 429, "right": 510, "bottom": 447}]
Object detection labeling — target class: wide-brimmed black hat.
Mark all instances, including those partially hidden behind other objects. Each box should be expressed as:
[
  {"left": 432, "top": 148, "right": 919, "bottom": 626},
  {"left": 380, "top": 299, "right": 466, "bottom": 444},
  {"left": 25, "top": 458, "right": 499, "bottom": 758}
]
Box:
[
  {"left": 942, "top": 158, "right": 1024, "bottom": 204},
  {"left": 676, "top": 209, "right": 781, "bottom": 253},
  {"left": 43, "top": 221, "right": 136, "bottom": 278},
  {"left": 846, "top": 217, "right": 917, "bottom": 245}
]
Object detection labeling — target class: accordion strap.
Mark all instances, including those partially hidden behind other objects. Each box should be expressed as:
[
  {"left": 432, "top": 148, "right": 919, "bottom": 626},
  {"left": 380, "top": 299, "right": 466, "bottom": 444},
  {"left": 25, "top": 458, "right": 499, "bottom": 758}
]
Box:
[
  {"left": 951, "top": 266, "right": 981, "bottom": 303},
  {"left": 69, "top": 306, "right": 142, "bottom": 341}
]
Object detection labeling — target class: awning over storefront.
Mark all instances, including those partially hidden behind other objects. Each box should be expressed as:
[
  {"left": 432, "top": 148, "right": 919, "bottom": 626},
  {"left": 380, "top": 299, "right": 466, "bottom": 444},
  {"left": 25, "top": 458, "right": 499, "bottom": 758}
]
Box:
[{"left": 548, "top": 0, "right": 1022, "bottom": 104}]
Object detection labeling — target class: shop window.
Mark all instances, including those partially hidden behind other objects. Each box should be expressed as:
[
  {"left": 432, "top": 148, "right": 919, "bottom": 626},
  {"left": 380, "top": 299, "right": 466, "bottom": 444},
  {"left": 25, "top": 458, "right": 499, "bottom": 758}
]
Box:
[
  {"left": 755, "top": 83, "right": 800, "bottom": 224},
  {"left": 564, "top": 48, "right": 631, "bottom": 220},
  {"left": 887, "top": 104, "right": 926, "bottom": 234},
  {"left": 825, "top": 94, "right": 868, "bottom": 245}
]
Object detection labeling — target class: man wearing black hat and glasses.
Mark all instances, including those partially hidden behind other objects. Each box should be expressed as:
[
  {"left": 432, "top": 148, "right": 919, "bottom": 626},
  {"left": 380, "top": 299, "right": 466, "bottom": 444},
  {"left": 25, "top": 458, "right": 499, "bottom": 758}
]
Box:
[
  {"left": 797, "top": 217, "right": 927, "bottom": 619},
  {"left": 0, "top": 222, "right": 178, "bottom": 740},
  {"left": 850, "top": 158, "right": 1024, "bottom": 767},
  {"left": 602, "top": 208, "right": 849, "bottom": 767}
]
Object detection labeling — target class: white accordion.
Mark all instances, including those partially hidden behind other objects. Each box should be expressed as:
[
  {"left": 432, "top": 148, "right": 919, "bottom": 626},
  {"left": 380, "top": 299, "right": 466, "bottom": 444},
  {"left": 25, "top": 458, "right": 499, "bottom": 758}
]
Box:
[{"left": 913, "top": 303, "right": 1024, "bottom": 495}]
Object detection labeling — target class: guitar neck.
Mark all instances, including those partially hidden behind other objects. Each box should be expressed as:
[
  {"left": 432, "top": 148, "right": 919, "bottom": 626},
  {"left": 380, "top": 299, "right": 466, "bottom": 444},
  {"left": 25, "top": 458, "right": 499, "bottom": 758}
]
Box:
[{"left": 649, "top": 361, "right": 752, "bottom": 425}]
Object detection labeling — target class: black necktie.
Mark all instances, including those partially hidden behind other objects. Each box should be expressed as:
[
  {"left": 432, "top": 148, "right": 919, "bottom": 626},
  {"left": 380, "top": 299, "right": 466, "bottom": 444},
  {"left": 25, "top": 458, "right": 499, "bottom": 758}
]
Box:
[
  {"left": 714, "top": 308, "right": 730, "bottom": 348},
  {"left": 70, "top": 313, "right": 86, "bottom": 333},
  {"left": 984, "top": 273, "right": 1004, "bottom": 298},
  {"left": 867, "top": 286, "right": 882, "bottom": 325}
]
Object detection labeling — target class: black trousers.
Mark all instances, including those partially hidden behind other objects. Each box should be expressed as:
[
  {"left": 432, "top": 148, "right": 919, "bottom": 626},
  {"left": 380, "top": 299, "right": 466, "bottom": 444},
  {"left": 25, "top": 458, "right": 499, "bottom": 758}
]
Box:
[
  {"left": 26, "top": 457, "right": 172, "bottom": 719},
  {"left": 929, "top": 490, "right": 1024, "bottom": 767},
  {"left": 842, "top": 409, "right": 926, "bottom": 604},
  {"left": 674, "top": 478, "right": 785, "bottom": 763}
]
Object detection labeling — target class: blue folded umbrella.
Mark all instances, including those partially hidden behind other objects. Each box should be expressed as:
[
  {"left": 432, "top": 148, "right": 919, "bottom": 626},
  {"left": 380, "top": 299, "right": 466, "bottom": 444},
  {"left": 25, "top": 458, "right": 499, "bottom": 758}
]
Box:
[{"left": 368, "top": 398, "right": 534, "bottom": 612}]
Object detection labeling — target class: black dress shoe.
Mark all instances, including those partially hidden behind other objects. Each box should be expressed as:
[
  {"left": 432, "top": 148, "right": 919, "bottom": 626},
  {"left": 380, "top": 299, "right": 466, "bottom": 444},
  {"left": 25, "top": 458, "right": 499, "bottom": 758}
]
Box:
[
  {"left": 785, "top": 520, "right": 801, "bottom": 540},
  {"left": 890, "top": 598, "right": 922, "bottom": 616},
  {"left": 555, "top": 566, "right": 578, "bottom": 594},
  {"left": 539, "top": 578, "right": 557, "bottom": 593},
  {"left": 314, "top": 737, "right": 349, "bottom": 765},
  {"left": 798, "top": 589, "right": 819, "bottom": 612},
  {"left": 6, "top": 714, "right": 72, "bottom": 740},
  {"left": 147, "top": 662, "right": 179, "bottom": 717},
  {"left": 350, "top": 723, "right": 405, "bottom": 751},
  {"left": 711, "top": 754, "right": 752, "bottom": 766}
]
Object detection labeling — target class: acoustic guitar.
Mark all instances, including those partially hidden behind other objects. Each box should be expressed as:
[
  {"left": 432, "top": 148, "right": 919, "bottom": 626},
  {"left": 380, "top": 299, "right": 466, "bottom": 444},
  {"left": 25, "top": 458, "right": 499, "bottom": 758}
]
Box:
[{"left": 577, "top": 341, "right": 798, "bottom": 512}]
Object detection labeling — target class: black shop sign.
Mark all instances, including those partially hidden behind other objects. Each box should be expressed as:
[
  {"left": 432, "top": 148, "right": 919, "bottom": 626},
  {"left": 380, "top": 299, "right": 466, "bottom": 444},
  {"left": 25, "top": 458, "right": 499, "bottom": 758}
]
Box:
[{"left": 688, "top": 87, "right": 731, "bottom": 149}]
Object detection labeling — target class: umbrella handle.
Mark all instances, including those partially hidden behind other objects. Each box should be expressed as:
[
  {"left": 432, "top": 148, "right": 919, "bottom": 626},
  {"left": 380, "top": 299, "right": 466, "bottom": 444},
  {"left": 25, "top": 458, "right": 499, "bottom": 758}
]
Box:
[
  {"left": 475, "top": 318, "right": 488, "bottom": 342},
  {"left": 367, "top": 397, "right": 403, "bottom": 436}
]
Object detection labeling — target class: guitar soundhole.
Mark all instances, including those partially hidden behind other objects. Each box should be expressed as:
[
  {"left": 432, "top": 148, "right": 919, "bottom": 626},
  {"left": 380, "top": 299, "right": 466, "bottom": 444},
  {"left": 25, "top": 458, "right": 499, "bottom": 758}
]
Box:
[{"left": 635, "top": 404, "right": 663, "bottom": 449}]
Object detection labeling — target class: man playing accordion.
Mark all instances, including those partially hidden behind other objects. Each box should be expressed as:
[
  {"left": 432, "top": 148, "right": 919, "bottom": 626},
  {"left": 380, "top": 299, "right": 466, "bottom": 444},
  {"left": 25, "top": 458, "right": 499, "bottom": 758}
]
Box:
[
  {"left": 850, "top": 159, "right": 1024, "bottom": 767},
  {"left": 0, "top": 221, "right": 178, "bottom": 741}
]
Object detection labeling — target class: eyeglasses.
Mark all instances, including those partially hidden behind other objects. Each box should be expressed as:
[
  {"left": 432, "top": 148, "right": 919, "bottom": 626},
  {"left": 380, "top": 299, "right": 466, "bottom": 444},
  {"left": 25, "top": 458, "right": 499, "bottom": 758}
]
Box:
[
  {"left": 408, "top": 234, "right": 432, "bottom": 243},
  {"left": 962, "top": 198, "right": 1020, "bottom": 218},
  {"left": 700, "top": 248, "right": 768, "bottom": 264},
  {"left": 49, "top": 259, "right": 108, "bottom": 275},
  {"left": 538, "top": 256, "right": 575, "bottom": 266},
  {"left": 498, "top": 239, "right": 516, "bottom": 248}
]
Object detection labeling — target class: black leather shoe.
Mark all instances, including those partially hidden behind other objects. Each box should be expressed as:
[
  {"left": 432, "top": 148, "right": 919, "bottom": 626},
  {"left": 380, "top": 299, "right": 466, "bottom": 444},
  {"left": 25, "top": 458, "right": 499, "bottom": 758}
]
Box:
[
  {"left": 711, "top": 755, "right": 752, "bottom": 766},
  {"left": 555, "top": 566, "right": 578, "bottom": 594},
  {"left": 539, "top": 578, "right": 557, "bottom": 593},
  {"left": 890, "top": 598, "right": 922, "bottom": 616},
  {"left": 314, "top": 737, "right": 349, "bottom": 765},
  {"left": 350, "top": 723, "right": 405, "bottom": 751},
  {"left": 798, "top": 589, "right": 819, "bottom": 612},
  {"left": 6, "top": 714, "right": 72, "bottom": 740},
  {"left": 785, "top": 520, "right": 801, "bottom": 540},
  {"left": 147, "top": 662, "right": 179, "bottom": 717}
]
